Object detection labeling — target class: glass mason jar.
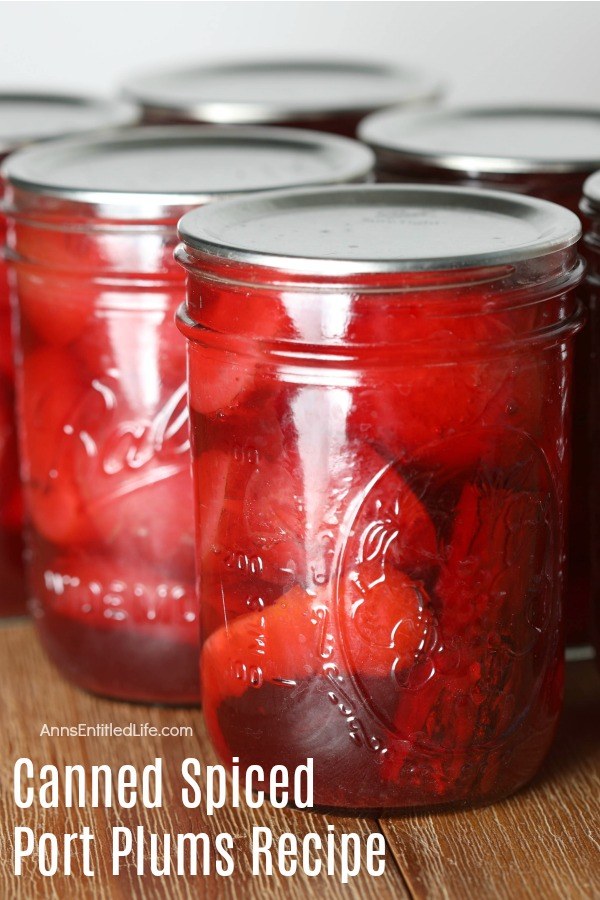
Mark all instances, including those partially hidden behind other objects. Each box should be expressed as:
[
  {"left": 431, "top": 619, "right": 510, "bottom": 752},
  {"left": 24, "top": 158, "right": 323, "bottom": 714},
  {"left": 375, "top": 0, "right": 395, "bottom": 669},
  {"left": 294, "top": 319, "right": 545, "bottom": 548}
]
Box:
[
  {"left": 122, "top": 59, "right": 441, "bottom": 137},
  {"left": 359, "top": 106, "right": 600, "bottom": 652},
  {"left": 0, "top": 93, "right": 135, "bottom": 618},
  {"left": 177, "top": 184, "right": 583, "bottom": 809},
  {"left": 4, "top": 126, "right": 373, "bottom": 704},
  {"left": 581, "top": 172, "right": 600, "bottom": 665}
]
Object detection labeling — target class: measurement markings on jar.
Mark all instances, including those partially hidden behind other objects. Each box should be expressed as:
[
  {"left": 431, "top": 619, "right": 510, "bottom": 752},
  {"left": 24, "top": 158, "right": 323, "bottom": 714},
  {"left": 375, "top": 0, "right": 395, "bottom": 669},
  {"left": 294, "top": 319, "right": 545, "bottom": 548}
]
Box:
[
  {"left": 223, "top": 550, "right": 264, "bottom": 575},
  {"left": 233, "top": 661, "right": 264, "bottom": 689},
  {"left": 323, "top": 663, "right": 386, "bottom": 754},
  {"left": 313, "top": 605, "right": 334, "bottom": 660},
  {"left": 233, "top": 443, "right": 260, "bottom": 465}
]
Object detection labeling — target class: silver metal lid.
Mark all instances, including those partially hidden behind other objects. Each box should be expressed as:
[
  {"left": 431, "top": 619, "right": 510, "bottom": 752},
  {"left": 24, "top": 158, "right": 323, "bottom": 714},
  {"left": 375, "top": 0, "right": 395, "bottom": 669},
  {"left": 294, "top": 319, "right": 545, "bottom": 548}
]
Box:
[
  {"left": 0, "top": 92, "right": 136, "bottom": 156},
  {"left": 583, "top": 170, "right": 600, "bottom": 210},
  {"left": 3, "top": 125, "right": 374, "bottom": 217},
  {"left": 178, "top": 184, "right": 581, "bottom": 275},
  {"left": 359, "top": 106, "right": 600, "bottom": 174},
  {"left": 122, "top": 58, "right": 440, "bottom": 123}
]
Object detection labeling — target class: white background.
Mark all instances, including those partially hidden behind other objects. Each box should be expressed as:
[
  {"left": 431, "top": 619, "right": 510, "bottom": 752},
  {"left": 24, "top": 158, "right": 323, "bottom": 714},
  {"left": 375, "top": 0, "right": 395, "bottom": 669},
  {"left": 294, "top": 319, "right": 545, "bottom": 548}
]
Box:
[{"left": 0, "top": 1, "right": 598, "bottom": 106}]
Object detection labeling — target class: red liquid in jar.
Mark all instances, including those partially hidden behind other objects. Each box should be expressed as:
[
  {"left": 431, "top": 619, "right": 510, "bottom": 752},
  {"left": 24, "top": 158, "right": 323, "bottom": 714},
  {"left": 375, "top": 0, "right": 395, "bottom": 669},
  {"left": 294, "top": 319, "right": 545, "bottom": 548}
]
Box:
[
  {"left": 189, "top": 285, "right": 574, "bottom": 807},
  {"left": 177, "top": 184, "right": 583, "bottom": 809}
]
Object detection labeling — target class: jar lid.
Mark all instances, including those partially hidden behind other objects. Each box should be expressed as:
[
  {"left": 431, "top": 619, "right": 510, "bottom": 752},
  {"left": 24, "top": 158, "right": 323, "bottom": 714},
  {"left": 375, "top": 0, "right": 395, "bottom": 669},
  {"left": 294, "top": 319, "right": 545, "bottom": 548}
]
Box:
[
  {"left": 583, "top": 170, "right": 600, "bottom": 211},
  {"left": 0, "top": 92, "right": 136, "bottom": 156},
  {"left": 4, "top": 125, "right": 374, "bottom": 218},
  {"left": 178, "top": 184, "right": 581, "bottom": 275},
  {"left": 359, "top": 106, "right": 600, "bottom": 174},
  {"left": 122, "top": 58, "right": 440, "bottom": 123}
]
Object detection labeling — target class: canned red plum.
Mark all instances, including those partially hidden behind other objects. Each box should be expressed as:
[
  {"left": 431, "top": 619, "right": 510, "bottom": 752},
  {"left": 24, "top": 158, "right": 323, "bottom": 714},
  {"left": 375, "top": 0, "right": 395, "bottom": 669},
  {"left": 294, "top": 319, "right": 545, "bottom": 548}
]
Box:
[
  {"left": 177, "top": 184, "right": 583, "bottom": 808},
  {"left": 4, "top": 126, "right": 373, "bottom": 703}
]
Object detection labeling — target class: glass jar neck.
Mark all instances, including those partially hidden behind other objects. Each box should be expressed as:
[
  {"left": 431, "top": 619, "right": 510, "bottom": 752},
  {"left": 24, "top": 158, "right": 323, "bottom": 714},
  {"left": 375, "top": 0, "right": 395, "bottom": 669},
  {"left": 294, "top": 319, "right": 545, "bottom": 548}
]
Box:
[
  {"left": 176, "top": 244, "right": 584, "bottom": 359},
  {"left": 3, "top": 186, "right": 188, "bottom": 279}
]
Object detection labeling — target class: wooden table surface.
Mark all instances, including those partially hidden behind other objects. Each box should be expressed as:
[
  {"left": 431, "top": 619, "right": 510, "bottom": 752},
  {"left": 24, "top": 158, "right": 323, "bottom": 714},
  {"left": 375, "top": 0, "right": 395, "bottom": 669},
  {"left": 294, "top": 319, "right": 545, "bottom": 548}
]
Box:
[{"left": 1, "top": 621, "right": 598, "bottom": 899}]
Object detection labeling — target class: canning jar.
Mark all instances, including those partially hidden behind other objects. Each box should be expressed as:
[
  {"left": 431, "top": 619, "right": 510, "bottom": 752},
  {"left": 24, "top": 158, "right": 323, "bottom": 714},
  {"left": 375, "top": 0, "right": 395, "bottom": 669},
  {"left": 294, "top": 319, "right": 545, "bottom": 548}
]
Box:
[
  {"left": 581, "top": 171, "right": 600, "bottom": 665},
  {"left": 4, "top": 126, "right": 373, "bottom": 704},
  {"left": 122, "top": 58, "right": 441, "bottom": 136},
  {"left": 0, "top": 93, "right": 135, "bottom": 618},
  {"left": 359, "top": 106, "right": 600, "bottom": 652},
  {"left": 177, "top": 184, "right": 583, "bottom": 809}
]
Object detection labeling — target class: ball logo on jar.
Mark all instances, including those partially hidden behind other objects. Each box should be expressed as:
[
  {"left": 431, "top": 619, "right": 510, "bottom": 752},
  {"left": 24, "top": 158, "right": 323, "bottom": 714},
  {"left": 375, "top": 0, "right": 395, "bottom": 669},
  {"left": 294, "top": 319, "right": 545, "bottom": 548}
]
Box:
[
  {"left": 23, "top": 363, "right": 195, "bottom": 569},
  {"left": 44, "top": 374, "right": 191, "bottom": 501},
  {"left": 87, "top": 377, "right": 190, "bottom": 476}
]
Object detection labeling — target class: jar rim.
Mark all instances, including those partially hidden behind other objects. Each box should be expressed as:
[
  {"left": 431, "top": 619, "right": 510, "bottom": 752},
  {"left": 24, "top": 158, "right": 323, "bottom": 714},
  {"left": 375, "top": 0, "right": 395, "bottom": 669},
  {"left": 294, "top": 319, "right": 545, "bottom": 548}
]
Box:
[
  {"left": 177, "top": 183, "right": 582, "bottom": 276},
  {"left": 0, "top": 92, "right": 136, "bottom": 157},
  {"left": 359, "top": 105, "right": 600, "bottom": 175},
  {"left": 2, "top": 125, "right": 374, "bottom": 220},
  {"left": 121, "top": 57, "right": 442, "bottom": 122},
  {"left": 176, "top": 297, "right": 586, "bottom": 358},
  {"left": 583, "top": 169, "right": 600, "bottom": 211}
]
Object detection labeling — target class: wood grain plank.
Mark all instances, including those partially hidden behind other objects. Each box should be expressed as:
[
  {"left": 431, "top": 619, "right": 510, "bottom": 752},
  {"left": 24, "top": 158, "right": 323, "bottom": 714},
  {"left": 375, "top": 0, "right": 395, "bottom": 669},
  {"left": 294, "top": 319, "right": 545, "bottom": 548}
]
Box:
[
  {"left": 0, "top": 622, "right": 407, "bottom": 899},
  {"left": 380, "top": 660, "right": 600, "bottom": 900}
]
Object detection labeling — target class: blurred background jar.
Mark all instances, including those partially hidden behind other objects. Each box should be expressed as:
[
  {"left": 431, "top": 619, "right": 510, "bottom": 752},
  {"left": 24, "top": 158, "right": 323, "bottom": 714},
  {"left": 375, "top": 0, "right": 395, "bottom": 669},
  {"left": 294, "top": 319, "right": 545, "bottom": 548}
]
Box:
[
  {"left": 3, "top": 125, "right": 374, "bottom": 704},
  {"left": 176, "top": 183, "right": 583, "bottom": 809},
  {"left": 581, "top": 171, "right": 600, "bottom": 667},
  {"left": 121, "top": 58, "right": 441, "bottom": 136},
  {"left": 359, "top": 105, "right": 600, "bottom": 654},
  {"left": 0, "top": 92, "right": 135, "bottom": 618}
]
